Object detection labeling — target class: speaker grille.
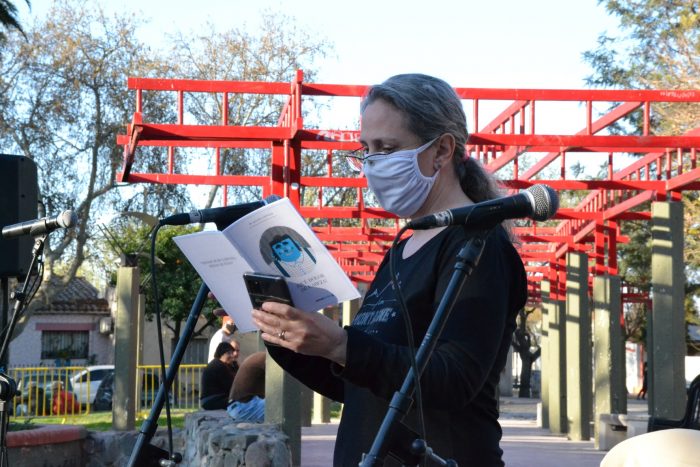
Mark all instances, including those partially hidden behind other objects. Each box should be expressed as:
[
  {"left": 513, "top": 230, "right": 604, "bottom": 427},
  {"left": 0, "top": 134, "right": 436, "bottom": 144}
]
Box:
[{"left": 0, "top": 154, "right": 39, "bottom": 278}]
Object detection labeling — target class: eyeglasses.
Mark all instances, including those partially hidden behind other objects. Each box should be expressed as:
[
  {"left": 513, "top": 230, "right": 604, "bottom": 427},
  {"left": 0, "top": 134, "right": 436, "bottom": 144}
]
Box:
[
  {"left": 343, "top": 148, "right": 370, "bottom": 173},
  {"left": 342, "top": 138, "right": 438, "bottom": 173}
]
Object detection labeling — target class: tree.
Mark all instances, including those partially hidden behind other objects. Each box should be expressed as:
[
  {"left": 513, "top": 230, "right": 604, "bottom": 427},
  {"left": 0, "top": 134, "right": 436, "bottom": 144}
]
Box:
[
  {"left": 584, "top": 0, "right": 700, "bottom": 134},
  {"left": 0, "top": 0, "right": 175, "bottom": 302},
  {"left": 1, "top": 1, "right": 331, "bottom": 339},
  {"left": 512, "top": 307, "right": 541, "bottom": 398},
  {"left": 0, "top": 0, "right": 29, "bottom": 40},
  {"left": 97, "top": 218, "right": 217, "bottom": 355},
  {"left": 164, "top": 12, "right": 332, "bottom": 209},
  {"left": 584, "top": 1, "right": 700, "bottom": 351}
]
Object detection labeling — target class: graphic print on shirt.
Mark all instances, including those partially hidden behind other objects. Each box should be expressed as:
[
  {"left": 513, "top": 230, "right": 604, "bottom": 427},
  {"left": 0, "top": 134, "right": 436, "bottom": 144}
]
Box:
[{"left": 351, "top": 272, "right": 403, "bottom": 336}]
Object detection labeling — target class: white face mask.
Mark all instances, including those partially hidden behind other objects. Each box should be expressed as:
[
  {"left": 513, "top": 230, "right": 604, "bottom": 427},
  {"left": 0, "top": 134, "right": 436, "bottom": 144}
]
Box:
[{"left": 362, "top": 138, "right": 438, "bottom": 218}]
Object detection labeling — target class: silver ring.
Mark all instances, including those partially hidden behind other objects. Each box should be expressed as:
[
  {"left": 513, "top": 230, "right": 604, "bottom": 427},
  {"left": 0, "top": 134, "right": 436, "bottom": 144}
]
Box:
[{"left": 278, "top": 330, "right": 286, "bottom": 340}]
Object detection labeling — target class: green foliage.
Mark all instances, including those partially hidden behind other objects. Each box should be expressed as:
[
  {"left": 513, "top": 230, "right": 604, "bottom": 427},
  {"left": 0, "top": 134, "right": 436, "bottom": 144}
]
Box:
[
  {"left": 585, "top": 0, "right": 700, "bottom": 134},
  {"left": 11, "top": 409, "right": 191, "bottom": 431},
  {"left": 148, "top": 225, "right": 215, "bottom": 325},
  {"left": 100, "top": 219, "right": 217, "bottom": 334}
]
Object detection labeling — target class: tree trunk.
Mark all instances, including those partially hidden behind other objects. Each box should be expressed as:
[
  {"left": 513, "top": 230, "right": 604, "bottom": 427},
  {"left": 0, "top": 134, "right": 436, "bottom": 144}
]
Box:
[{"left": 518, "top": 353, "right": 533, "bottom": 398}]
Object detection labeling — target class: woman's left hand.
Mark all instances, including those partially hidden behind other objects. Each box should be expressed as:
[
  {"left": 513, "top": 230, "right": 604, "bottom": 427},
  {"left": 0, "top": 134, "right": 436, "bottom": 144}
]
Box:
[{"left": 251, "top": 302, "right": 347, "bottom": 366}]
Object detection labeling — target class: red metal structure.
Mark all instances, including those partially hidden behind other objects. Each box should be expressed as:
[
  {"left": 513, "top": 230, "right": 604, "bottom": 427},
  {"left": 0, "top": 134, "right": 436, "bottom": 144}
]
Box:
[{"left": 117, "top": 70, "right": 700, "bottom": 305}]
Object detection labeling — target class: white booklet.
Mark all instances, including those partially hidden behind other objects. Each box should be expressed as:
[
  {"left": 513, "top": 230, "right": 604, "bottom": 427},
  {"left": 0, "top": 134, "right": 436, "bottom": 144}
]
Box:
[{"left": 173, "top": 197, "right": 360, "bottom": 332}]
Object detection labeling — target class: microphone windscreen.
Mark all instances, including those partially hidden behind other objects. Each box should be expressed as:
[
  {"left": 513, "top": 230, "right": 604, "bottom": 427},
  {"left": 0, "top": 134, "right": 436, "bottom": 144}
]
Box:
[
  {"left": 527, "top": 185, "right": 558, "bottom": 221},
  {"left": 58, "top": 210, "right": 78, "bottom": 228}
]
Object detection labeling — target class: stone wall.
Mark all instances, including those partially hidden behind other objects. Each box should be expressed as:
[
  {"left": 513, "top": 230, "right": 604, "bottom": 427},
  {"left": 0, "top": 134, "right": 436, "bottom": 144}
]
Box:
[
  {"left": 84, "top": 428, "right": 185, "bottom": 466},
  {"left": 6, "top": 411, "right": 289, "bottom": 466},
  {"left": 183, "top": 411, "right": 291, "bottom": 466}
]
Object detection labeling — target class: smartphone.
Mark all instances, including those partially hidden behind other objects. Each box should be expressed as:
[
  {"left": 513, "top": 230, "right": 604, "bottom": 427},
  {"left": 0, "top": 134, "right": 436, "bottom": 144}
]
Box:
[{"left": 243, "top": 272, "right": 294, "bottom": 309}]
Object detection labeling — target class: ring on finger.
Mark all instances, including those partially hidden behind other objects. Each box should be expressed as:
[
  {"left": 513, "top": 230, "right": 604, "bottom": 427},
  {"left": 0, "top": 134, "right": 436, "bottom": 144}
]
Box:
[{"left": 277, "top": 330, "right": 286, "bottom": 340}]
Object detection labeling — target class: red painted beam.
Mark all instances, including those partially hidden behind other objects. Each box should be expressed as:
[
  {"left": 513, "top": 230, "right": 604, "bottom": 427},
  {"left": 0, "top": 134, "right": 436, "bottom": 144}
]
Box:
[{"left": 468, "top": 134, "right": 700, "bottom": 150}]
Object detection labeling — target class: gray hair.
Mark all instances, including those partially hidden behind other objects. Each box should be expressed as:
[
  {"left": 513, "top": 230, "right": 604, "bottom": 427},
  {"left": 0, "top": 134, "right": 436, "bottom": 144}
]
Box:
[{"left": 361, "top": 73, "right": 502, "bottom": 203}]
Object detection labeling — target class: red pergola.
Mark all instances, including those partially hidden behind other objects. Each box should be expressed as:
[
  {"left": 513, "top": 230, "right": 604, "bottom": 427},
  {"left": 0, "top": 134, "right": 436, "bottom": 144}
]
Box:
[{"left": 117, "top": 70, "right": 700, "bottom": 307}]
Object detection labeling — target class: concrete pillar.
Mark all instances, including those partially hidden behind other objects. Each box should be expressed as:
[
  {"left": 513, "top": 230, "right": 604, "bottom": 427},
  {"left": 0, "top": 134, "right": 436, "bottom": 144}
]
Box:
[
  {"left": 593, "top": 274, "right": 625, "bottom": 448},
  {"left": 300, "top": 385, "right": 313, "bottom": 427},
  {"left": 565, "top": 251, "right": 592, "bottom": 441},
  {"left": 540, "top": 281, "right": 550, "bottom": 429},
  {"left": 649, "top": 201, "right": 686, "bottom": 419},
  {"left": 312, "top": 307, "right": 336, "bottom": 424},
  {"left": 342, "top": 295, "right": 361, "bottom": 328},
  {"left": 545, "top": 287, "right": 567, "bottom": 433},
  {"left": 134, "top": 294, "right": 145, "bottom": 411},
  {"left": 238, "top": 331, "right": 264, "bottom": 364},
  {"left": 113, "top": 266, "right": 139, "bottom": 430},
  {"left": 265, "top": 352, "right": 302, "bottom": 466},
  {"left": 313, "top": 390, "right": 331, "bottom": 424}
]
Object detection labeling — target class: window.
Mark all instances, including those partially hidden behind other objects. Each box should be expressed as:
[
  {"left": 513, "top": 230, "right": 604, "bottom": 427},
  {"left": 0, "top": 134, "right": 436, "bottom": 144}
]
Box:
[
  {"left": 88, "top": 369, "right": 110, "bottom": 381},
  {"left": 41, "top": 331, "right": 89, "bottom": 360}
]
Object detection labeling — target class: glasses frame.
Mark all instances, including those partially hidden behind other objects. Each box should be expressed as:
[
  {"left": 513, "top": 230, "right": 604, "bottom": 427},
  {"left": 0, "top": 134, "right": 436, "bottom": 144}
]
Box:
[{"left": 341, "top": 137, "right": 439, "bottom": 173}]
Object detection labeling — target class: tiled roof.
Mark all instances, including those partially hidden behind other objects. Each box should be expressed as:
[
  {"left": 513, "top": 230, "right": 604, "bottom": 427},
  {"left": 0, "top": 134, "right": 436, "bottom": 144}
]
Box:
[{"left": 34, "top": 276, "right": 110, "bottom": 315}]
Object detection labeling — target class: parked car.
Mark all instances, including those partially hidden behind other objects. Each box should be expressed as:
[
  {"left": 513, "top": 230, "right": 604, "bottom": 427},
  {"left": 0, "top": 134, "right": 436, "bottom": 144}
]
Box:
[
  {"left": 70, "top": 365, "right": 115, "bottom": 405},
  {"left": 93, "top": 371, "right": 169, "bottom": 411}
]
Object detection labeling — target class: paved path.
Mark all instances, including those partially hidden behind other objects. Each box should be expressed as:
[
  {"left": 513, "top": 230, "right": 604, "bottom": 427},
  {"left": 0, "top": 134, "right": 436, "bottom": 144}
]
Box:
[{"left": 300, "top": 397, "right": 649, "bottom": 466}]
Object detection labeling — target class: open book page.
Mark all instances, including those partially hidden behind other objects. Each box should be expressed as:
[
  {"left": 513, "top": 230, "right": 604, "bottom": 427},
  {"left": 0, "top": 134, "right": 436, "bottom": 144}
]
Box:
[
  {"left": 173, "top": 197, "right": 360, "bottom": 332},
  {"left": 172, "top": 231, "right": 257, "bottom": 331},
  {"left": 222, "top": 197, "right": 360, "bottom": 312}
]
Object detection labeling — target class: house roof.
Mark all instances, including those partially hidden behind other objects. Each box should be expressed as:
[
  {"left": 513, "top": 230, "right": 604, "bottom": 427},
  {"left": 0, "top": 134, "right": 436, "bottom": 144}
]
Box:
[{"left": 34, "top": 276, "right": 110, "bottom": 315}]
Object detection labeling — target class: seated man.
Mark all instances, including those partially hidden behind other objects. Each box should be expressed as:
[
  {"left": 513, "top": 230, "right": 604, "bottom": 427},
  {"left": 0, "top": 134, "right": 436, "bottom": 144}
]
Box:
[
  {"left": 227, "top": 351, "right": 266, "bottom": 423},
  {"left": 200, "top": 342, "right": 237, "bottom": 410}
]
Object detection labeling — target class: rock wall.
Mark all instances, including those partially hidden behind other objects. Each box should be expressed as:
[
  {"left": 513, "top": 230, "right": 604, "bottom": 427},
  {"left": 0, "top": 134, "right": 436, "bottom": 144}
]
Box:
[
  {"left": 6, "top": 411, "right": 289, "bottom": 466},
  {"left": 183, "top": 411, "right": 291, "bottom": 467}
]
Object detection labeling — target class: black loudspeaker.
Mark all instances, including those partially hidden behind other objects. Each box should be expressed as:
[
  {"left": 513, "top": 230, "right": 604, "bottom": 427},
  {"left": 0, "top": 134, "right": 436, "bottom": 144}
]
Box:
[{"left": 0, "top": 154, "right": 39, "bottom": 278}]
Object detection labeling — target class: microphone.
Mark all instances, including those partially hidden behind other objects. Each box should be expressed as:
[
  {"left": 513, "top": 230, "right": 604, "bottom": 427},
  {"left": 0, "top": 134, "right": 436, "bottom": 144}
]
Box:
[
  {"left": 407, "top": 184, "right": 558, "bottom": 231},
  {"left": 2, "top": 210, "right": 78, "bottom": 238},
  {"left": 159, "top": 194, "right": 282, "bottom": 229}
]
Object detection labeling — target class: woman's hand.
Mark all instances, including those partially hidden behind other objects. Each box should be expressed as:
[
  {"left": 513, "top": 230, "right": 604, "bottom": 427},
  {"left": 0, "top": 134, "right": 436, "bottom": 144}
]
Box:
[{"left": 252, "top": 302, "right": 347, "bottom": 366}]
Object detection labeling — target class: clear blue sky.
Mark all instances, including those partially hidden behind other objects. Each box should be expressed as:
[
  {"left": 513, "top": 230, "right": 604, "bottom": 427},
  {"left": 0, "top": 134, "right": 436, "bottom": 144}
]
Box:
[{"left": 19, "top": 0, "right": 619, "bottom": 89}]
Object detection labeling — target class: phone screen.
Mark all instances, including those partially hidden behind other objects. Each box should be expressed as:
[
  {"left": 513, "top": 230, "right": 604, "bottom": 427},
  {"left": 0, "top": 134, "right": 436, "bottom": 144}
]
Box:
[{"left": 243, "top": 272, "right": 294, "bottom": 309}]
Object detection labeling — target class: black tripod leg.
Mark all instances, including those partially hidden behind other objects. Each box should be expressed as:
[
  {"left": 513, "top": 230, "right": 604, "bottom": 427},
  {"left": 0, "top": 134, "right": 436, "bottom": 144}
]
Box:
[{"left": 127, "top": 283, "right": 210, "bottom": 467}]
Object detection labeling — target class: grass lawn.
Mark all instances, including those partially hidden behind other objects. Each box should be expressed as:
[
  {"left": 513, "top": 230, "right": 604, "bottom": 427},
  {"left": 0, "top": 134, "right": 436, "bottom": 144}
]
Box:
[{"left": 10, "top": 409, "right": 196, "bottom": 432}]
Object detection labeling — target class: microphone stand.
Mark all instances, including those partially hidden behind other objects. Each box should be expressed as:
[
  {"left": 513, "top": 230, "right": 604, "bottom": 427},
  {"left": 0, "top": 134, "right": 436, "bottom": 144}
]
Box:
[
  {"left": 360, "top": 229, "right": 491, "bottom": 467},
  {"left": 127, "top": 283, "right": 210, "bottom": 467},
  {"left": 0, "top": 235, "right": 46, "bottom": 467}
]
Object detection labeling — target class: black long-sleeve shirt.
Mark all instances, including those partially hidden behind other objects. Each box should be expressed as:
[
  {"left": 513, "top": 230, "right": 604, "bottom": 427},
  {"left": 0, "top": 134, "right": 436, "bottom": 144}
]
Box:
[
  {"left": 200, "top": 359, "right": 236, "bottom": 400},
  {"left": 268, "top": 225, "right": 527, "bottom": 466}
]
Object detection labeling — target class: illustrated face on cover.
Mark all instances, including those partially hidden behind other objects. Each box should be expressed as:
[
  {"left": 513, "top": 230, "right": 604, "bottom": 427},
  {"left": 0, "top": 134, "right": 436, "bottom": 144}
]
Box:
[
  {"left": 259, "top": 227, "right": 318, "bottom": 278},
  {"left": 271, "top": 235, "right": 302, "bottom": 262}
]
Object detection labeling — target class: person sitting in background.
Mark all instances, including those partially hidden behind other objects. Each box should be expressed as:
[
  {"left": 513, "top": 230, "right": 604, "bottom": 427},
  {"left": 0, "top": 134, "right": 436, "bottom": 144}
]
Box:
[
  {"left": 200, "top": 342, "right": 237, "bottom": 410},
  {"left": 207, "top": 309, "right": 238, "bottom": 362},
  {"left": 51, "top": 381, "right": 80, "bottom": 415},
  {"left": 227, "top": 351, "right": 266, "bottom": 423}
]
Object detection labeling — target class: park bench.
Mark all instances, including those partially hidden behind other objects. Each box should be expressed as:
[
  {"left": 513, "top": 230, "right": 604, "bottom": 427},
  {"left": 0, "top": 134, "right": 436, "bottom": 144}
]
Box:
[{"left": 647, "top": 373, "right": 700, "bottom": 432}]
